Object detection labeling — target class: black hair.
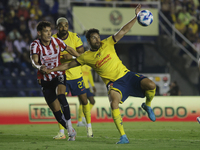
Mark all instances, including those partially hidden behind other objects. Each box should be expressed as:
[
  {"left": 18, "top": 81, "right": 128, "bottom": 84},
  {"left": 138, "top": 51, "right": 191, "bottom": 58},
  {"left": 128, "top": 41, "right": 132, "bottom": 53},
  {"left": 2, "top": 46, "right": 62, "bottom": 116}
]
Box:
[
  {"left": 36, "top": 21, "right": 51, "bottom": 32},
  {"left": 85, "top": 28, "right": 100, "bottom": 40}
]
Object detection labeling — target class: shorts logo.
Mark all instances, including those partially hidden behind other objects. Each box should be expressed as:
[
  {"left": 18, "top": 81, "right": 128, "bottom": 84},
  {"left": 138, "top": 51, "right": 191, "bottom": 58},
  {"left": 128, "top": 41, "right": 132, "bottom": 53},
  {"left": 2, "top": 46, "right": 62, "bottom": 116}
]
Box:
[{"left": 58, "top": 75, "right": 64, "bottom": 83}]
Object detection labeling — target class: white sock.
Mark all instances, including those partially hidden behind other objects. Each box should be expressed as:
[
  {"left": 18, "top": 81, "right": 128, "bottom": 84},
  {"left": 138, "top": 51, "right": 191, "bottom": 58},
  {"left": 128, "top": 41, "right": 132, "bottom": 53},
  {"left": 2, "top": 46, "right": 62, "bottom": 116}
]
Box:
[
  {"left": 59, "top": 129, "right": 64, "bottom": 134},
  {"left": 87, "top": 123, "right": 91, "bottom": 128},
  {"left": 67, "top": 119, "right": 72, "bottom": 128}
]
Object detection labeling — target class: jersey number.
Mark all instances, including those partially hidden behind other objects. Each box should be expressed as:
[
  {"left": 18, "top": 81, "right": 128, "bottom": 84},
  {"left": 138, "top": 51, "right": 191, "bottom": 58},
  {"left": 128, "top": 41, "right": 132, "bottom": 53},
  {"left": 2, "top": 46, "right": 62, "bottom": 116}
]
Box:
[{"left": 77, "top": 80, "right": 84, "bottom": 89}]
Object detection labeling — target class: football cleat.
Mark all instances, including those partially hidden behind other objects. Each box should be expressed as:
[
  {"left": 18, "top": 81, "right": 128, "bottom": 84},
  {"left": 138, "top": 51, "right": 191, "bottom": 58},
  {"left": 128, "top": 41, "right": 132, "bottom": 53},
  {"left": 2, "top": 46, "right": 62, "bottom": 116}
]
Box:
[
  {"left": 68, "top": 128, "right": 76, "bottom": 141},
  {"left": 116, "top": 134, "right": 129, "bottom": 144},
  {"left": 53, "top": 132, "right": 66, "bottom": 139},
  {"left": 87, "top": 127, "right": 93, "bottom": 138},
  {"left": 77, "top": 121, "right": 86, "bottom": 127},
  {"left": 141, "top": 103, "right": 156, "bottom": 122}
]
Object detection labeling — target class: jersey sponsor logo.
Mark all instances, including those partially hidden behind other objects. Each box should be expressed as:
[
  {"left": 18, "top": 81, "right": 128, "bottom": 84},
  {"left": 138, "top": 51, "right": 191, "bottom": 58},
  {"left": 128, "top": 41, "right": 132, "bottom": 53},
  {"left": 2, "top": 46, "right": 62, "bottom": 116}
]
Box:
[
  {"left": 95, "top": 54, "right": 111, "bottom": 68},
  {"left": 42, "top": 53, "right": 59, "bottom": 64}
]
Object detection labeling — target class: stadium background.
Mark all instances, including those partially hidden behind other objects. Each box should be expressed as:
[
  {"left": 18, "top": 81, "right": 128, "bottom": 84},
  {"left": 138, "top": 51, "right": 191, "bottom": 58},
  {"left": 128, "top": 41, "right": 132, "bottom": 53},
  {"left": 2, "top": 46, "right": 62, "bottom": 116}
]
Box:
[{"left": 0, "top": 0, "right": 200, "bottom": 123}]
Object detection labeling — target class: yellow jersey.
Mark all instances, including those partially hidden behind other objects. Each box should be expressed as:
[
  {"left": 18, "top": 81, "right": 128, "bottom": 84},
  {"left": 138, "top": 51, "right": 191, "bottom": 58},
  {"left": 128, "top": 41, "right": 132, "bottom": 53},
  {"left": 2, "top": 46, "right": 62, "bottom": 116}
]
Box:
[
  {"left": 52, "top": 31, "right": 83, "bottom": 80},
  {"left": 82, "top": 65, "right": 95, "bottom": 89},
  {"left": 76, "top": 36, "right": 129, "bottom": 85}
]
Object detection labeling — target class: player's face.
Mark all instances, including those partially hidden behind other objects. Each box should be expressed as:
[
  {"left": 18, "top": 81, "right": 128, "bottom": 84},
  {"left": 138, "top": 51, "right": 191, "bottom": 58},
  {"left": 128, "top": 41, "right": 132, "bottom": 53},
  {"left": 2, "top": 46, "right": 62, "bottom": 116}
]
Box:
[
  {"left": 38, "top": 26, "right": 52, "bottom": 43},
  {"left": 89, "top": 33, "right": 101, "bottom": 50},
  {"left": 57, "top": 22, "right": 68, "bottom": 35}
]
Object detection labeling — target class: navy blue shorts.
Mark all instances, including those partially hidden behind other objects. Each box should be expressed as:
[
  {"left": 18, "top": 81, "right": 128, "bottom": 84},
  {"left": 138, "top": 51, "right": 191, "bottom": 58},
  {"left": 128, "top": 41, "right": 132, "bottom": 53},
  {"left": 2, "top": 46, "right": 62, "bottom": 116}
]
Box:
[
  {"left": 66, "top": 77, "right": 86, "bottom": 96},
  {"left": 86, "top": 88, "right": 94, "bottom": 98},
  {"left": 106, "top": 72, "right": 146, "bottom": 103},
  {"left": 41, "top": 74, "right": 66, "bottom": 105}
]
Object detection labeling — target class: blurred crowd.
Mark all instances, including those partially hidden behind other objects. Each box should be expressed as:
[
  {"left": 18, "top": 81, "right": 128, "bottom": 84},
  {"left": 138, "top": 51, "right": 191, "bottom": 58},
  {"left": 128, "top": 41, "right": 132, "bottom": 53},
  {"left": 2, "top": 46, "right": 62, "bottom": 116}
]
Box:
[
  {"left": 0, "top": 0, "right": 59, "bottom": 72},
  {"left": 161, "top": 0, "right": 200, "bottom": 67}
]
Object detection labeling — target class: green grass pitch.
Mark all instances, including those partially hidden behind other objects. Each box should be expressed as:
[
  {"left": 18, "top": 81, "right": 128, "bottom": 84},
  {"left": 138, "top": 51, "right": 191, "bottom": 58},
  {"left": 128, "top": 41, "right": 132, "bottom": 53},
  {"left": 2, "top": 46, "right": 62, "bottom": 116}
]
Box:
[{"left": 0, "top": 122, "right": 199, "bottom": 150}]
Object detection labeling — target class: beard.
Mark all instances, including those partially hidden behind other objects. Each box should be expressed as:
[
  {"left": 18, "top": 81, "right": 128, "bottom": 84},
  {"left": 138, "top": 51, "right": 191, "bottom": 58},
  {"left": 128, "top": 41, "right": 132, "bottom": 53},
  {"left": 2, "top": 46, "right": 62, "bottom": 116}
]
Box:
[
  {"left": 59, "top": 30, "right": 68, "bottom": 36},
  {"left": 91, "top": 42, "right": 101, "bottom": 50}
]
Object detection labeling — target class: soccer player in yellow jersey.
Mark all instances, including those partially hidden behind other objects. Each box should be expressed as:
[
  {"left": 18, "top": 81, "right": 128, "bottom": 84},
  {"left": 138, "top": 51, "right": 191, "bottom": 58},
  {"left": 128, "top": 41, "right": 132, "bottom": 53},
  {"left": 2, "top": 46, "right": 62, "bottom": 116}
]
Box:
[
  {"left": 77, "top": 65, "right": 96, "bottom": 125},
  {"left": 52, "top": 17, "right": 93, "bottom": 139},
  {"left": 43, "top": 4, "right": 156, "bottom": 144}
]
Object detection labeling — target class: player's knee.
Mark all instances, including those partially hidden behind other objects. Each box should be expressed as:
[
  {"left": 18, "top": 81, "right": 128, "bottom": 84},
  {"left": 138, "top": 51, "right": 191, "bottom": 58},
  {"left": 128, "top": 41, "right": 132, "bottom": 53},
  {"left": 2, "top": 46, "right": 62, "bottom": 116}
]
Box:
[
  {"left": 81, "top": 98, "right": 88, "bottom": 105},
  {"left": 92, "top": 100, "right": 95, "bottom": 105},
  {"left": 90, "top": 101, "right": 95, "bottom": 105},
  {"left": 148, "top": 80, "right": 156, "bottom": 90},
  {"left": 141, "top": 78, "right": 156, "bottom": 90},
  {"left": 89, "top": 97, "right": 95, "bottom": 105}
]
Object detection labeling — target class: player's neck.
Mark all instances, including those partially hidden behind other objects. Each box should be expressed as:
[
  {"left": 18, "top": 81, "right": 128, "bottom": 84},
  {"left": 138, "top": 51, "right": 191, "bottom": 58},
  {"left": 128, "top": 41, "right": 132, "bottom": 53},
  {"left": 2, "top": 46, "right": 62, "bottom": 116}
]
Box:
[
  {"left": 57, "top": 32, "right": 69, "bottom": 40},
  {"left": 90, "top": 48, "right": 98, "bottom": 51},
  {"left": 40, "top": 39, "right": 50, "bottom": 46}
]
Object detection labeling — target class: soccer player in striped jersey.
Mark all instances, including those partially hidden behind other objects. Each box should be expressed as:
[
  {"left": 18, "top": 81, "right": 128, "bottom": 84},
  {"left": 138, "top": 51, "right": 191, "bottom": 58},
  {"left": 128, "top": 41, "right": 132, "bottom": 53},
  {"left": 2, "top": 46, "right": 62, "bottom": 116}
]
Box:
[
  {"left": 52, "top": 17, "right": 93, "bottom": 139},
  {"left": 30, "top": 21, "right": 80, "bottom": 141},
  {"left": 42, "top": 4, "right": 156, "bottom": 144}
]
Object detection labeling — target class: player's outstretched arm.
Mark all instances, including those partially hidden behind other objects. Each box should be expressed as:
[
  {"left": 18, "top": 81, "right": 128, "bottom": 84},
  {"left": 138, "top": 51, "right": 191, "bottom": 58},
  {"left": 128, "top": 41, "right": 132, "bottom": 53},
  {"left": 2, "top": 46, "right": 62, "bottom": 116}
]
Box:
[
  {"left": 114, "top": 4, "right": 141, "bottom": 42},
  {"left": 65, "top": 45, "right": 80, "bottom": 57},
  {"left": 42, "top": 60, "right": 80, "bottom": 74},
  {"left": 63, "top": 46, "right": 84, "bottom": 61}
]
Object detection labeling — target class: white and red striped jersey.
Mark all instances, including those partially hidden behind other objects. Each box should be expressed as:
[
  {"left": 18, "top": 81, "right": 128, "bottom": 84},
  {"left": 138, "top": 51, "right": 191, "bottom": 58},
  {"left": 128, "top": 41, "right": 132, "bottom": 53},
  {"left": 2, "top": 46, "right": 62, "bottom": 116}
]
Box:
[{"left": 30, "top": 37, "right": 67, "bottom": 81}]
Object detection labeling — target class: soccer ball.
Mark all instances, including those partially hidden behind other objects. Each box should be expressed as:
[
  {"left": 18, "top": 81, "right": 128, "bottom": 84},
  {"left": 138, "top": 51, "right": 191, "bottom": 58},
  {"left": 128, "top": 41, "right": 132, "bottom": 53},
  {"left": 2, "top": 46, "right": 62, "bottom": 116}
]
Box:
[
  {"left": 197, "top": 116, "right": 200, "bottom": 124},
  {"left": 137, "top": 10, "right": 153, "bottom": 26}
]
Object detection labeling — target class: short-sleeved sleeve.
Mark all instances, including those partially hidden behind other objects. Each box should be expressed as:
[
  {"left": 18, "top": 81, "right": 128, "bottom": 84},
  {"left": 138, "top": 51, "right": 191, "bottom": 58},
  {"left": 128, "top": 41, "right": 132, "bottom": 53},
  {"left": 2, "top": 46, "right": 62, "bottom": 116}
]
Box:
[
  {"left": 30, "top": 42, "right": 39, "bottom": 55},
  {"left": 75, "top": 33, "right": 83, "bottom": 49},
  {"left": 76, "top": 53, "right": 85, "bottom": 65},
  {"left": 56, "top": 38, "right": 67, "bottom": 52},
  {"left": 101, "top": 35, "right": 117, "bottom": 45}
]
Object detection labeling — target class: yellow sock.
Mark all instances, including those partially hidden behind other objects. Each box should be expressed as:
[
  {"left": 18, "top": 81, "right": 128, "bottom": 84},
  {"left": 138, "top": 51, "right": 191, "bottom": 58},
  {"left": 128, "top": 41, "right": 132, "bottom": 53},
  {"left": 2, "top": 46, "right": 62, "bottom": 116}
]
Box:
[
  {"left": 78, "top": 105, "right": 83, "bottom": 122},
  {"left": 112, "top": 108, "right": 125, "bottom": 136},
  {"left": 82, "top": 103, "right": 91, "bottom": 124},
  {"left": 89, "top": 103, "right": 94, "bottom": 110},
  {"left": 82, "top": 112, "right": 85, "bottom": 118},
  {"left": 82, "top": 104, "right": 93, "bottom": 118},
  {"left": 145, "top": 88, "right": 156, "bottom": 107},
  {"left": 58, "top": 123, "right": 65, "bottom": 130}
]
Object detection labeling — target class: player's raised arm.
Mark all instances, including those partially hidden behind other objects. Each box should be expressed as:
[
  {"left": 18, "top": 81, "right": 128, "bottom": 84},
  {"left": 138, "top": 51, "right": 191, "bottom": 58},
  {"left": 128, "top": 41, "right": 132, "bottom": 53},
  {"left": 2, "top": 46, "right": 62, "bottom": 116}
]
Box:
[
  {"left": 65, "top": 45, "right": 80, "bottom": 58},
  {"left": 114, "top": 4, "right": 141, "bottom": 42},
  {"left": 42, "top": 60, "right": 80, "bottom": 74}
]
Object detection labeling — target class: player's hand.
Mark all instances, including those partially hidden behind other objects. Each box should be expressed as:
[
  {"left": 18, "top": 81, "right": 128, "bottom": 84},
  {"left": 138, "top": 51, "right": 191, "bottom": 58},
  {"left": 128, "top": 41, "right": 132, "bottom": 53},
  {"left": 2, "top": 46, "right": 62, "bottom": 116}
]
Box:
[
  {"left": 45, "top": 69, "right": 51, "bottom": 74},
  {"left": 37, "top": 79, "right": 41, "bottom": 85},
  {"left": 92, "top": 86, "right": 96, "bottom": 94},
  {"left": 135, "top": 4, "right": 141, "bottom": 16},
  {"left": 40, "top": 65, "right": 47, "bottom": 74},
  {"left": 63, "top": 54, "right": 73, "bottom": 60}
]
